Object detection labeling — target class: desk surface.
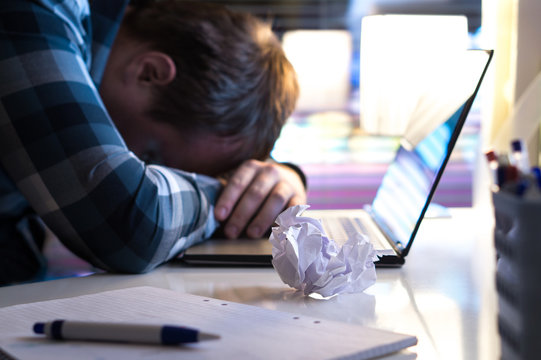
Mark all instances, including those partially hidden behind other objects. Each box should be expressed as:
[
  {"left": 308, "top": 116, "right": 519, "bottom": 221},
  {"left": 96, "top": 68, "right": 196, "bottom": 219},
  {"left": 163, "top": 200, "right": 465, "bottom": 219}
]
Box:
[{"left": 0, "top": 207, "right": 499, "bottom": 360}]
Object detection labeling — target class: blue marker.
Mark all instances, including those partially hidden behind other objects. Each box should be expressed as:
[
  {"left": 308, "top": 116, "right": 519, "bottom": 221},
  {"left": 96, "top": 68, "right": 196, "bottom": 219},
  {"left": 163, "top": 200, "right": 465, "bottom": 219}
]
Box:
[
  {"left": 511, "top": 139, "right": 530, "bottom": 174},
  {"left": 33, "top": 320, "right": 220, "bottom": 345}
]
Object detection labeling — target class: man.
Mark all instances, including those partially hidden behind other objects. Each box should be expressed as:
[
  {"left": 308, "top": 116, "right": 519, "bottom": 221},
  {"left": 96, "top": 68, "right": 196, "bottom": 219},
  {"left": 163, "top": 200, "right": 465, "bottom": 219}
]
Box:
[{"left": 0, "top": 0, "right": 305, "bottom": 285}]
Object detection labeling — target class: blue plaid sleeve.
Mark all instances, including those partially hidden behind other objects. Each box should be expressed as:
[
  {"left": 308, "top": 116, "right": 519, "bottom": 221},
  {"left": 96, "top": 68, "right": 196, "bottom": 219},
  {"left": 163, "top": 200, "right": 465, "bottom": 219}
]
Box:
[{"left": 0, "top": 0, "right": 221, "bottom": 274}]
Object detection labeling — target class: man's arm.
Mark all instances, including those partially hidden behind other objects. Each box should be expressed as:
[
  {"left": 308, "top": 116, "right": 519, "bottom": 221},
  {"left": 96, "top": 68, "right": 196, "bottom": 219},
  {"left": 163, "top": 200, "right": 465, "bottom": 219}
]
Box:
[{"left": 0, "top": 1, "right": 219, "bottom": 273}]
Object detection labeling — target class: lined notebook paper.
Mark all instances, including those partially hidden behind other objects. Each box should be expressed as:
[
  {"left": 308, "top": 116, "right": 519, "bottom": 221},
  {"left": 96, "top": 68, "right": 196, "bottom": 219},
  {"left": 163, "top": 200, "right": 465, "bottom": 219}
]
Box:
[{"left": 0, "top": 286, "right": 417, "bottom": 359}]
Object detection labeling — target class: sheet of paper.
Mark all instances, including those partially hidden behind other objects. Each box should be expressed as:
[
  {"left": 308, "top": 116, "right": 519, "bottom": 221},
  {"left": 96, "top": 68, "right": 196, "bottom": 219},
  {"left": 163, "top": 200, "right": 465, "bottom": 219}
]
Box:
[{"left": 0, "top": 286, "right": 417, "bottom": 360}]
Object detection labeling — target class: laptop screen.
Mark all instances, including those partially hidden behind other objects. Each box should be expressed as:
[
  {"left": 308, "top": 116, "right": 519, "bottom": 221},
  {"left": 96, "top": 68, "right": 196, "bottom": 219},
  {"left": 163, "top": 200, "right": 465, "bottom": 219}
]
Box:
[{"left": 368, "top": 50, "right": 493, "bottom": 256}]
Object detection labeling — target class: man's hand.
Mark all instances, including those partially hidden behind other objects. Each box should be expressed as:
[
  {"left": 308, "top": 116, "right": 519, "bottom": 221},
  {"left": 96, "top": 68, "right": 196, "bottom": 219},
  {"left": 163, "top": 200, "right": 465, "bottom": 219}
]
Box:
[{"left": 214, "top": 159, "right": 307, "bottom": 239}]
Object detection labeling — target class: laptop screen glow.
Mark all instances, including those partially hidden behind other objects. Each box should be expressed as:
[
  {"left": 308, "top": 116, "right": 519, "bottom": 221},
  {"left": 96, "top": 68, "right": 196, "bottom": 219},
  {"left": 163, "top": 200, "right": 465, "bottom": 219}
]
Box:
[
  {"left": 370, "top": 103, "right": 463, "bottom": 252},
  {"left": 368, "top": 50, "right": 493, "bottom": 256}
]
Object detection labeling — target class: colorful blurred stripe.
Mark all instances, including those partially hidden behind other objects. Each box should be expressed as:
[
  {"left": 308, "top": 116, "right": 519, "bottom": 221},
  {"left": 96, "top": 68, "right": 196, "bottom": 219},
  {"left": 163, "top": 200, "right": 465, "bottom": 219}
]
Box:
[{"left": 272, "top": 106, "right": 480, "bottom": 209}]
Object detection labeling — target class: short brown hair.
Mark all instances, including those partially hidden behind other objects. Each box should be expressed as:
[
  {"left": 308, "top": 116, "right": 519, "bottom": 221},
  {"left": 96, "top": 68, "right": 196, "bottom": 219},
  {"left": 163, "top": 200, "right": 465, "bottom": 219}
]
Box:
[{"left": 122, "top": 0, "right": 299, "bottom": 163}]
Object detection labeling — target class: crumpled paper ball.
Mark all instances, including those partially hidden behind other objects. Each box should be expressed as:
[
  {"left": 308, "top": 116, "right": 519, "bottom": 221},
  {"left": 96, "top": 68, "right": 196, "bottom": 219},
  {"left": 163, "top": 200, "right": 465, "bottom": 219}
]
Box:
[{"left": 269, "top": 205, "right": 378, "bottom": 297}]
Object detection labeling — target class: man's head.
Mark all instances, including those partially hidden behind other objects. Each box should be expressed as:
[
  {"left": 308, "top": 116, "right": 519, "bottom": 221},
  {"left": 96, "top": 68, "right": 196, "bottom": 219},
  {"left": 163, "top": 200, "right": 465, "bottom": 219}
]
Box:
[{"left": 99, "top": 1, "right": 299, "bottom": 176}]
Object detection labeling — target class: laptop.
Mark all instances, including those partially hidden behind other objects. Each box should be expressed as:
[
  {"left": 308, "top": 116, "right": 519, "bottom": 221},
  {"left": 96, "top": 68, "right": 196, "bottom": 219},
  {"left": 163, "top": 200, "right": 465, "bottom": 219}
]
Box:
[{"left": 179, "top": 49, "right": 493, "bottom": 267}]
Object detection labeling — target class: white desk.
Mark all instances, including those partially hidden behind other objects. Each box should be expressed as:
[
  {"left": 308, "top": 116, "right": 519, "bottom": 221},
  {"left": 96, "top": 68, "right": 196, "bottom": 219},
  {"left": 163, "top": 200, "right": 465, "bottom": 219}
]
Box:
[{"left": 0, "top": 207, "right": 500, "bottom": 360}]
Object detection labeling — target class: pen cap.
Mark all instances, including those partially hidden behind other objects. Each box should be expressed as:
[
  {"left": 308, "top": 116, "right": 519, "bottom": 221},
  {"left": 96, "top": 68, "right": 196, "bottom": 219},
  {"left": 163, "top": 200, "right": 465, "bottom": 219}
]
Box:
[
  {"left": 33, "top": 323, "right": 45, "bottom": 334},
  {"left": 161, "top": 326, "right": 198, "bottom": 344},
  {"left": 511, "top": 139, "right": 524, "bottom": 153},
  {"left": 485, "top": 150, "right": 498, "bottom": 163}
]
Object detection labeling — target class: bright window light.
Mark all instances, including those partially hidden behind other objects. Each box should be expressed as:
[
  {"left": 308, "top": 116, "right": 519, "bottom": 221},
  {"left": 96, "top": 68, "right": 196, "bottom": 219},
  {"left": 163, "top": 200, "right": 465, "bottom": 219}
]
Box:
[
  {"left": 360, "top": 15, "right": 471, "bottom": 147},
  {"left": 282, "top": 30, "right": 352, "bottom": 112}
]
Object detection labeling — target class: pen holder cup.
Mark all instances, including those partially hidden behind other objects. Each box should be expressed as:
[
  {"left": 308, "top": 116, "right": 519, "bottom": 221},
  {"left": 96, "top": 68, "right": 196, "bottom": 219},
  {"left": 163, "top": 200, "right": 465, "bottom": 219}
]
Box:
[{"left": 493, "top": 191, "right": 541, "bottom": 360}]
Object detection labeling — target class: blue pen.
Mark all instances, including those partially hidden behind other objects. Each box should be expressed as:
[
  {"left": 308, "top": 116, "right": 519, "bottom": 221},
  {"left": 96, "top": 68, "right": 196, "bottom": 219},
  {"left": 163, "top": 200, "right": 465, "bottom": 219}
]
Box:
[
  {"left": 510, "top": 139, "right": 530, "bottom": 174},
  {"left": 33, "top": 320, "right": 220, "bottom": 345}
]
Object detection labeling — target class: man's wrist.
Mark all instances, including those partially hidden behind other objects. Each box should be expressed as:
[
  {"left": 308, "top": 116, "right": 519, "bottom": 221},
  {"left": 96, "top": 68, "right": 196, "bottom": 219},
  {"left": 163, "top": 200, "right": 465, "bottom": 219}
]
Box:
[{"left": 276, "top": 162, "right": 307, "bottom": 189}]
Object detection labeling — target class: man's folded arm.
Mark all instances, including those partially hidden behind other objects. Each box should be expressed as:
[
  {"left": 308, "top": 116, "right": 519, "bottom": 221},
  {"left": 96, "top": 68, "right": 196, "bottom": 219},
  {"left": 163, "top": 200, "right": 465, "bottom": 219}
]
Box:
[{"left": 0, "top": 4, "right": 219, "bottom": 274}]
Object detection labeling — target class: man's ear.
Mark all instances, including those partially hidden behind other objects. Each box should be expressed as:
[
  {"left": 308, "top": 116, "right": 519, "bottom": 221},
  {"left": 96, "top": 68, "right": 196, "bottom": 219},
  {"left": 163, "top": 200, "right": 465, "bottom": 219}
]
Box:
[{"left": 135, "top": 52, "right": 176, "bottom": 86}]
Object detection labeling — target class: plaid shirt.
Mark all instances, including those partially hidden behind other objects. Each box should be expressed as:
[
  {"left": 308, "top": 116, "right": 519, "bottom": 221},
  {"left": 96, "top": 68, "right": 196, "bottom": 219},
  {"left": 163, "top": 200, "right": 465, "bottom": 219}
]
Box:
[{"left": 0, "top": 0, "right": 221, "bottom": 278}]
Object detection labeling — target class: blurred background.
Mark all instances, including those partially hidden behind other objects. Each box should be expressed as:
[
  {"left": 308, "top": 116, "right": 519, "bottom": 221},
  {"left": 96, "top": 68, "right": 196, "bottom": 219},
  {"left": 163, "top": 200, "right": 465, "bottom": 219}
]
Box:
[{"left": 191, "top": 0, "right": 539, "bottom": 211}]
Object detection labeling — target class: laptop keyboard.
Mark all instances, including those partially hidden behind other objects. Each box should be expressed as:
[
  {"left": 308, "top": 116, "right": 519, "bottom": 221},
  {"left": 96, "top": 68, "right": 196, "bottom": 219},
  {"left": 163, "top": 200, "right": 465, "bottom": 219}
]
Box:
[{"left": 321, "top": 216, "right": 389, "bottom": 250}]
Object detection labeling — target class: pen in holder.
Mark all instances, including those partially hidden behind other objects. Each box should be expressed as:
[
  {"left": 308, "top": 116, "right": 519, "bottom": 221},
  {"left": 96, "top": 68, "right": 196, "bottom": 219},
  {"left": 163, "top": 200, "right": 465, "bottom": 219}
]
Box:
[{"left": 493, "top": 190, "right": 541, "bottom": 360}]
